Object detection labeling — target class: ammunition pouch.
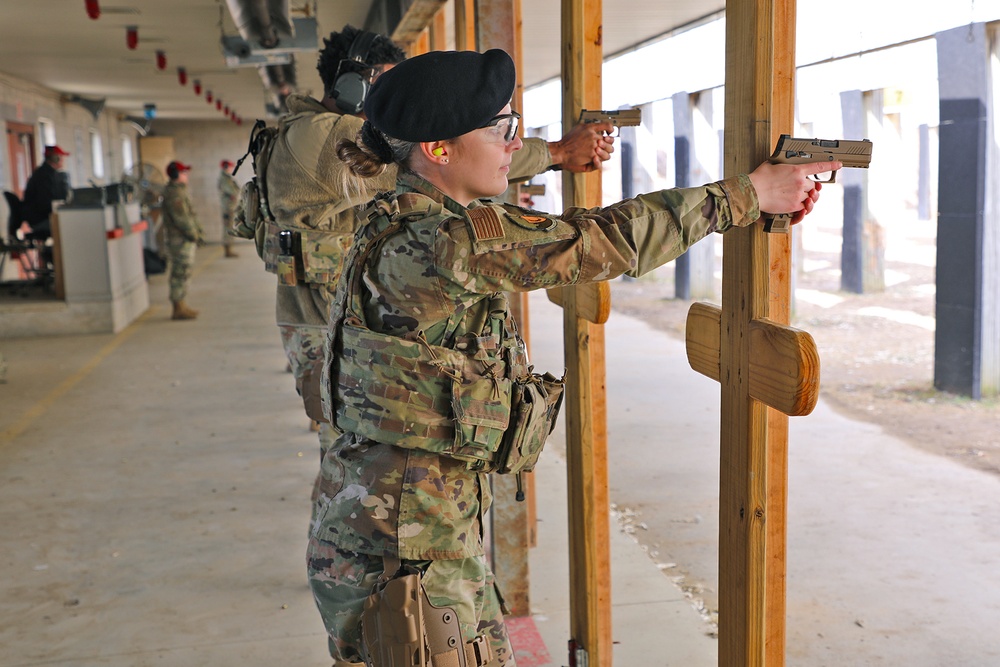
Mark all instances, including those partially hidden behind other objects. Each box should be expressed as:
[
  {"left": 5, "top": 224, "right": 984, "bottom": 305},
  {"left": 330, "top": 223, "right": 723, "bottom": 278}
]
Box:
[
  {"left": 360, "top": 558, "right": 494, "bottom": 667},
  {"left": 263, "top": 223, "right": 352, "bottom": 287},
  {"left": 494, "top": 371, "right": 564, "bottom": 476}
]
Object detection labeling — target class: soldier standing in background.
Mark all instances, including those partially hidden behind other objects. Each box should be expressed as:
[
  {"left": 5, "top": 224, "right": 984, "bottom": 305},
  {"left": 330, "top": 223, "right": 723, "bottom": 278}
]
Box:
[
  {"left": 217, "top": 159, "right": 239, "bottom": 258},
  {"left": 162, "top": 160, "right": 203, "bottom": 321}
]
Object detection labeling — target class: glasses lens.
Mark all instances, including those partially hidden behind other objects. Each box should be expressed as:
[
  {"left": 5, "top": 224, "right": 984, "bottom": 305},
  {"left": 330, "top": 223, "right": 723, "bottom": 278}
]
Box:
[
  {"left": 482, "top": 112, "right": 521, "bottom": 144},
  {"left": 504, "top": 114, "right": 519, "bottom": 142}
]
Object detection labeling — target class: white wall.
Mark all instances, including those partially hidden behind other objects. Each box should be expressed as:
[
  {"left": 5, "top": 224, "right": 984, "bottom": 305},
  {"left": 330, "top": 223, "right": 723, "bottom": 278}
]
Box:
[
  {"left": 149, "top": 119, "right": 252, "bottom": 244},
  {"left": 1, "top": 72, "right": 252, "bottom": 245}
]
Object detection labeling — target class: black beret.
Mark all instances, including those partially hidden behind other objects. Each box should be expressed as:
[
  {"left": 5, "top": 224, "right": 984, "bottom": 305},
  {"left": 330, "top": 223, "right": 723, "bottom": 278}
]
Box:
[{"left": 364, "top": 49, "right": 516, "bottom": 142}]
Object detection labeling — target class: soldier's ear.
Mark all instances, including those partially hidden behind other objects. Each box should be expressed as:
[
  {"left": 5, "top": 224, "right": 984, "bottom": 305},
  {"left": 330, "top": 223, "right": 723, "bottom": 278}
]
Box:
[{"left": 423, "top": 142, "right": 449, "bottom": 164}]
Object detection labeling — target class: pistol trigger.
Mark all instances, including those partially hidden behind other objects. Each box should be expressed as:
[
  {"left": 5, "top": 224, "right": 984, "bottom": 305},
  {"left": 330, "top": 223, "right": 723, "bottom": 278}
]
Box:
[{"left": 809, "top": 171, "right": 836, "bottom": 184}]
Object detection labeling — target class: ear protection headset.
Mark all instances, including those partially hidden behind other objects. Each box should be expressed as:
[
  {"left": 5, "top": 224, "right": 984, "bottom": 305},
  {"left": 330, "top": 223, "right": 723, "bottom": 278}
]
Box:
[{"left": 331, "top": 30, "right": 379, "bottom": 115}]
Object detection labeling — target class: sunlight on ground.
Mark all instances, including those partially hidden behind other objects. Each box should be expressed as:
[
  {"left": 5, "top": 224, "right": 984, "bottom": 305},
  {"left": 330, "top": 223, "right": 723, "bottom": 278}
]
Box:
[
  {"left": 795, "top": 289, "right": 845, "bottom": 308},
  {"left": 856, "top": 306, "right": 936, "bottom": 331}
]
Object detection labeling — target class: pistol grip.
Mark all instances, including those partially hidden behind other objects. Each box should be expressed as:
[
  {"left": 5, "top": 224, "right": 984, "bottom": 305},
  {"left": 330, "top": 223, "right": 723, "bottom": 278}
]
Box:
[{"left": 763, "top": 212, "right": 792, "bottom": 234}]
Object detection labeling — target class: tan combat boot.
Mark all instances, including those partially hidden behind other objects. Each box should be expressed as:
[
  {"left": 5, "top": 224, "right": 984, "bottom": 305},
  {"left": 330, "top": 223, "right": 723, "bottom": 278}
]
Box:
[
  {"left": 171, "top": 300, "right": 199, "bottom": 320},
  {"left": 224, "top": 245, "right": 239, "bottom": 258}
]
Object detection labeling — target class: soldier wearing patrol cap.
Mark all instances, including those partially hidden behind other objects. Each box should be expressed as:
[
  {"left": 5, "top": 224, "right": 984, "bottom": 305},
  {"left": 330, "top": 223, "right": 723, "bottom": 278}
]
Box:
[
  {"left": 161, "top": 160, "right": 204, "bottom": 320},
  {"left": 217, "top": 159, "right": 239, "bottom": 258},
  {"left": 307, "top": 48, "right": 839, "bottom": 667}
]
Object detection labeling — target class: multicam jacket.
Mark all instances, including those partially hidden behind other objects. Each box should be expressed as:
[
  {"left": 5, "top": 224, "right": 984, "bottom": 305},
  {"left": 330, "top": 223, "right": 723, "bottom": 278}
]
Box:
[
  {"left": 161, "top": 181, "right": 203, "bottom": 244},
  {"left": 313, "top": 170, "right": 760, "bottom": 561},
  {"left": 266, "top": 94, "right": 557, "bottom": 331}
]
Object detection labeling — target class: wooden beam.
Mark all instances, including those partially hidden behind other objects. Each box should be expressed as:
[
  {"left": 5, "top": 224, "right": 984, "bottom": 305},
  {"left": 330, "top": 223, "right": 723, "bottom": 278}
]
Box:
[
  {"left": 406, "top": 29, "right": 430, "bottom": 57},
  {"left": 454, "top": 0, "right": 477, "bottom": 51},
  {"left": 713, "top": 0, "right": 799, "bottom": 664},
  {"left": 561, "top": 1, "right": 612, "bottom": 666},
  {"left": 428, "top": 6, "right": 448, "bottom": 50},
  {"left": 478, "top": 0, "right": 534, "bottom": 618},
  {"left": 390, "top": 0, "right": 449, "bottom": 46},
  {"left": 764, "top": 2, "right": 797, "bottom": 662}
]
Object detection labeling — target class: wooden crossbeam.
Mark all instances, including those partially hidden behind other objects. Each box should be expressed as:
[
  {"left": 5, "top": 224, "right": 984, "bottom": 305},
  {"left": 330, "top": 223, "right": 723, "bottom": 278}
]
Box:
[
  {"left": 546, "top": 283, "right": 611, "bottom": 325},
  {"left": 685, "top": 303, "right": 820, "bottom": 417}
]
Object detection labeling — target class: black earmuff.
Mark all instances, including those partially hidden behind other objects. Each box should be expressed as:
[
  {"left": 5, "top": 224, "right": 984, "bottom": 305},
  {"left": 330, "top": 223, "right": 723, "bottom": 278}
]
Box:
[{"left": 330, "top": 30, "right": 378, "bottom": 115}]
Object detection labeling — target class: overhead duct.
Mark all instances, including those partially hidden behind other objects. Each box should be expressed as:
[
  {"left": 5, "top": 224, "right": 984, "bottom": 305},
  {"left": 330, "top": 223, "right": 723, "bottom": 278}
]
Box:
[
  {"left": 63, "top": 94, "right": 107, "bottom": 120},
  {"left": 224, "top": 0, "right": 292, "bottom": 49},
  {"left": 221, "top": 0, "right": 317, "bottom": 60},
  {"left": 222, "top": 0, "right": 318, "bottom": 115}
]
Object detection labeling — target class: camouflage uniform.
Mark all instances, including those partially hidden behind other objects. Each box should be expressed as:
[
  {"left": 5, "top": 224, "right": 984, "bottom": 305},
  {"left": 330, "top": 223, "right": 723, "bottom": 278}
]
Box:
[
  {"left": 161, "top": 181, "right": 203, "bottom": 303},
  {"left": 263, "top": 94, "right": 559, "bottom": 495},
  {"left": 309, "top": 170, "right": 761, "bottom": 664},
  {"left": 217, "top": 169, "right": 240, "bottom": 253}
]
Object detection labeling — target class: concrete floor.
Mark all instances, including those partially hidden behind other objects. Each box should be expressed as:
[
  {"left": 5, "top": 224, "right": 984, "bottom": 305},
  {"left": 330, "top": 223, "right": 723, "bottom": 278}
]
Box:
[{"left": 4, "top": 243, "right": 999, "bottom": 666}]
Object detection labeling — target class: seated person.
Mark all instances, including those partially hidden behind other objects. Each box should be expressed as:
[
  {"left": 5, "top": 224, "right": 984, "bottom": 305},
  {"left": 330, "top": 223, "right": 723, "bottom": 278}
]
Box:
[{"left": 21, "top": 145, "right": 71, "bottom": 240}]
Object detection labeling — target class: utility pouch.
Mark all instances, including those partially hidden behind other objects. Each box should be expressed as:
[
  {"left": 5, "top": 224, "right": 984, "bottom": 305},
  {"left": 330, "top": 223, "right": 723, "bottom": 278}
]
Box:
[
  {"left": 494, "top": 371, "right": 565, "bottom": 476},
  {"left": 275, "top": 229, "right": 299, "bottom": 286},
  {"left": 450, "top": 339, "right": 512, "bottom": 470},
  {"left": 298, "top": 361, "right": 327, "bottom": 424},
  {"left": 231, "top": 178, "right": 269, "bottom": 259},
  {"left": 360, "top": 562, "right": 493, "bottom": 667}
]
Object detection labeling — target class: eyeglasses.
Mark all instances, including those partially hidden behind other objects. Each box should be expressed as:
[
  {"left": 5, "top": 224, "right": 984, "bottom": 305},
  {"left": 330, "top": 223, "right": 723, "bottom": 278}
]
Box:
[{"left": 480, "top": 111, "right": 521, "bottom": 144}]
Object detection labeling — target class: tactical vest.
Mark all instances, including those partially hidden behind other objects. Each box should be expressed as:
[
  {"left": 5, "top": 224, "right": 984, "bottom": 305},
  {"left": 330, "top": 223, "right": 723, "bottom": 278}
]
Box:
[
  {"left": 259, "top": 109, "right": 371, "bottom": 287},
  {"left": 322, "top": 191, "right": 564, "bottom": 475}
]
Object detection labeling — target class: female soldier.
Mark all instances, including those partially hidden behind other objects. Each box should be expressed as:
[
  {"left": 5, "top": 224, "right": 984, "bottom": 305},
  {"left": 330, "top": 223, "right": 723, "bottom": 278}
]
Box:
[{"left": 308, "top": 49, "right": 838, "bottom": 667}]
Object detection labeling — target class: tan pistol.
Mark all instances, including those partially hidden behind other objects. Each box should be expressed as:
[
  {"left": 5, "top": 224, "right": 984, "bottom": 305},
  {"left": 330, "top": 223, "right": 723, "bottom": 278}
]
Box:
[{"left": 764, "top": 135, "right": 873, "bottom": 233}]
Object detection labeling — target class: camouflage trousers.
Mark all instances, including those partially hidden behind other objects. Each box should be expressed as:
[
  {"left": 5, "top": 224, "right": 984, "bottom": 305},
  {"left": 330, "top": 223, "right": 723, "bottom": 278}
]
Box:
[
  {"left": 278, "top": 324, "right": 337, "bottom": 507},
  {"left": 221, "top": 213, "right": 234, "bottom": 248},
  {"left": 306, "top": 542, "right": 514, "bottom": 666},
  {"left": 166, "top": 237, "right": 196, "bottom": 302}
]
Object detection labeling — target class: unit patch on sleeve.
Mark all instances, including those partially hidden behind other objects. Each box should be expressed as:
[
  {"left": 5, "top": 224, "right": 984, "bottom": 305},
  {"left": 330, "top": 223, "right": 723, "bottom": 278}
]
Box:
[{"left": 507, "top": 211, "right": 557, "bottom": 232}]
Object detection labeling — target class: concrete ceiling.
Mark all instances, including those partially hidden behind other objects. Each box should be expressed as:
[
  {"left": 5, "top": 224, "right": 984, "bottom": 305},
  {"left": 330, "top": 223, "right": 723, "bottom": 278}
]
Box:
[{"left": 0, "top": 0, "right": 723, "bottom": 123}]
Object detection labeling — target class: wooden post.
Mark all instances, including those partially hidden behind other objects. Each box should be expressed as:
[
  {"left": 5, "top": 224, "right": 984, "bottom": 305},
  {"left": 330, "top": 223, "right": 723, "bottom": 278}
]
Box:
[
  {"left": 454, "top": 0, "right": 477, "bottom": 51},
  {"left": 554, "top": 0, "right": 613, "bottom": 665},
  {"left": 477, "top": 0, "right": 536, "bottom": 618},
  {"left": 683, "top": 0, "right": 805, "bottom": 664},
  {"left": 428, "top": 6, "right": 448, "bottom": 50}
]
